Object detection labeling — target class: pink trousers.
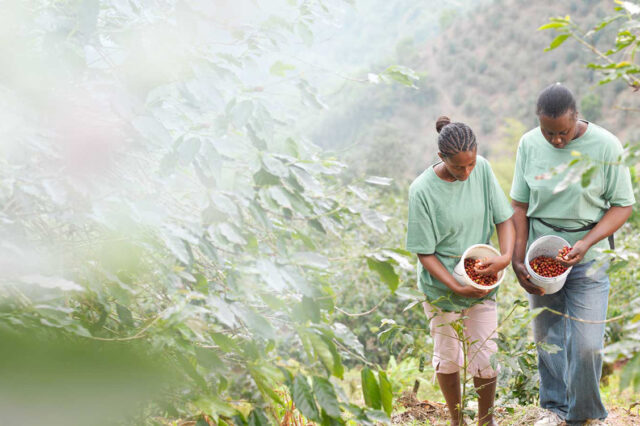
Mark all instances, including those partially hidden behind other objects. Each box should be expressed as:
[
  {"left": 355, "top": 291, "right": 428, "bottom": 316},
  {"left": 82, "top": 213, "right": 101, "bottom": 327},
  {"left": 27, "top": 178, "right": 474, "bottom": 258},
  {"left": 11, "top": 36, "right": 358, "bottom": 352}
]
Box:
[{"left": 423, "top": 299, "right": 499, "bottom": 378}]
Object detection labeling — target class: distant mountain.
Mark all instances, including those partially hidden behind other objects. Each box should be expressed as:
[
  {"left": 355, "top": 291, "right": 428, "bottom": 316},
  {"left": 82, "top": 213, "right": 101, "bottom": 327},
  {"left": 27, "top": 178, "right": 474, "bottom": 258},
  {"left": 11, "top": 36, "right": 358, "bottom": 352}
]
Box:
[{"left": 310, "top": 0, "right": 639, "bottom": 181}]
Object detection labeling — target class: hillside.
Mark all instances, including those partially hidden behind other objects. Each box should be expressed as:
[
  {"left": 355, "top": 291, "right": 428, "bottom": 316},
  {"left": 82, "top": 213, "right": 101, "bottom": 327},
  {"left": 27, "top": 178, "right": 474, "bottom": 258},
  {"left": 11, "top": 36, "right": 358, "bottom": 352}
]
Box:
[{"left": 311, "top": 0, "right": 639, "bottom": 181}]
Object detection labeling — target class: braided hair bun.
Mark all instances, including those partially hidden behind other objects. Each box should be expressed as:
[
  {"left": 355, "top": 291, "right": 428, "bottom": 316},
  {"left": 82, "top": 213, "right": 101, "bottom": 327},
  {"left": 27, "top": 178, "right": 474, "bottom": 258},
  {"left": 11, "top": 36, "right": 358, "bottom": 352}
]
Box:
[
  {"left": 435, "top": 116, "right": 477, "bottom": 157},
  {"left": 435, "top": 116, "right": 451, "bottom": 134}
]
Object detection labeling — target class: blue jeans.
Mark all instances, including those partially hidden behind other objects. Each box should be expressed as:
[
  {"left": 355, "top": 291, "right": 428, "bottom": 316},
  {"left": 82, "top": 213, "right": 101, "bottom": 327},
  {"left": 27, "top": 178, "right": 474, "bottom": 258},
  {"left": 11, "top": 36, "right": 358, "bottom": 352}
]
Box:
[{"left": 529, "top": 260, "right": 609, "bottom": 424}]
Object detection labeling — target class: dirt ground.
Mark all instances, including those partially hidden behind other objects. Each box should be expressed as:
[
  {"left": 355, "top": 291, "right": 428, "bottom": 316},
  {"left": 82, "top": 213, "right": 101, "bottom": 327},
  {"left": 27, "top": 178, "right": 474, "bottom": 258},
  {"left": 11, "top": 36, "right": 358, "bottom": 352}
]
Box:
[{"left": 392, "top": 392, "right": 640, "bottom": 425}]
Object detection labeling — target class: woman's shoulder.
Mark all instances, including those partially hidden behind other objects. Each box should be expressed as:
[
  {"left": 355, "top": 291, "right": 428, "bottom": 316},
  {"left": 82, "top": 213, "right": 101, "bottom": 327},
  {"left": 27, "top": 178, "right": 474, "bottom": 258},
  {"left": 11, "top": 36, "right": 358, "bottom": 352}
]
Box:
[
  {"left": 587, "top": 122, "right": 622, "bottom": 145},
  {"left": 409, "top": 168, "right": 435, "bottom": 195},
  {"left": 585, "top": 122, "right": 624, "bottom": 157},
  {"left": 519, "top": 127, "right": 544, "bottom": 149}
]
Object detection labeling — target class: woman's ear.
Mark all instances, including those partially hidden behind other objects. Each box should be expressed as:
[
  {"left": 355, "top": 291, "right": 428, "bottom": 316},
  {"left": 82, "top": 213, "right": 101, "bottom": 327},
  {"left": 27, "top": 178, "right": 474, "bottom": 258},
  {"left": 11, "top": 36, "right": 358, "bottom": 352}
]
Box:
[{"left": 437, "top": 152, "right": 444, "bottom": 161}]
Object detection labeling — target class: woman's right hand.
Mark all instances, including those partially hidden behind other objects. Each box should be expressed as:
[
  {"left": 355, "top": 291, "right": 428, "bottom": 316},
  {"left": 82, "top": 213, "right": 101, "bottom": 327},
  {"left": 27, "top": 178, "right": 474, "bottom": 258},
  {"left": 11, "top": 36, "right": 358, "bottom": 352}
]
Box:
[
  {"left": 450, "top": 282, "right": 493, "bottom": 299},
  {"left": 512, "top": 261, "right": 545, "bottom": 296}
]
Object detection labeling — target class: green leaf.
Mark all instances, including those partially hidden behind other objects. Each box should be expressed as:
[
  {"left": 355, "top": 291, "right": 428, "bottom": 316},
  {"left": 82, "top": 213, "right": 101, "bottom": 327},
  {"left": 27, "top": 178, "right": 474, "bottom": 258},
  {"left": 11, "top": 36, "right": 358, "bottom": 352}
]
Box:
[
  {"left": 116, "top": 303, "right": 134, "bottom": 327},
  {"left": 378, "top": 370, "right": 393, "bottom": 416},
  {"left": 333, "top": 322, "right": 365, "bottom": 357},
  {"left": 538, "top": 22, "right": 568, "bottom": 30},
  {"left": 291, "top": 252, "right": 330, "bottom": 269},
  {"left": 302, "top": 296, "right": 322, "bottom": 323},
  {"left": 268, "top": 186, "right": 292, "bottom": 210},
  {"left": 544, "top": 33, "right": 570, "bottom": 51},
  {"left": 380, "top": 65, "right": 419, "bottom": 88},
  {"left": 211, "top": 333, "right": 239, "bottom": 353},
  {"left": 292, "top": 374, "right": 321, "bottom": 422},
  {"left": 366, "top": 258, "right": 399, "bottom": 292},
  {"left": 360, "top": 367, "right": 381, "bottom": 409},
  {"left": 177, "top": 137, "right": 201, "bottom": 165},
  {"left": 581, "top": 166, "right": 597, "bottom": 187},
  {"left": 248, "top": 408, "right": 271, "bottom": 426},
  {"left": 607, "top": 259, "right": 629, "bottom": 274},
  {"left": 308, "top": 332, "right": 335, "bottom": 374},
  {"left": 235, "top": 306, "right": 276, "bottom": 340},
  {"left": 296, "top": 22, "right": 314, "bottom": 46},
  {"left": 193, "top": 396, "right": 237, "bottom": 418},
  {"left": 312, "top": 376, "right": 341, "bottom": 418},
  {"left": 326, "top": 337, "right": 344, "bottom": 379},
  {"left": 270, "top": 61, "right": 296, "bottom": 77},
  {"left": 364, "top": 176, "right": 393, "bottom": 186},
  {"left": 360, "top": 210, "right": 387, "bottom": 233},
  {"left": 231, "top": 100, "right": 254, "bottom": 127},
  {"left": 219, "top": 222, "right": 247, "bottom": 245}
]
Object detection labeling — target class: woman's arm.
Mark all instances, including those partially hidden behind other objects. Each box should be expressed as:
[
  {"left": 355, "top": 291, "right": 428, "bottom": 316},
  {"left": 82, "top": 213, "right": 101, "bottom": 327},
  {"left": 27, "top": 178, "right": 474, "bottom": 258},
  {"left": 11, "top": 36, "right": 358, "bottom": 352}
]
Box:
[
  {"left": 511, "top": 200, "right": 544, "bottom": 295},
  {"left": 559, "top": 205, "right": 633, "bottom": 266},
  {"left": 476, "top": 217, "right": 515, "bottom": 275},
  {"left": 417, "top": 253, "right": 492, "bottom": 299}
]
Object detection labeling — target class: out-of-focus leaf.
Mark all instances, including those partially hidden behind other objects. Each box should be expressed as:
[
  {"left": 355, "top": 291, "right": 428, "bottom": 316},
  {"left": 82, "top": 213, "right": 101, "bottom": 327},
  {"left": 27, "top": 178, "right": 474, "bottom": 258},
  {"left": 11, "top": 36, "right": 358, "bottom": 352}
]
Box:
[
  {"left": 248, "top": 408, "right": 271, "bottom": 426},
  {"left": 177, "top": 137, "right": 201, "bottom": 165},
  {"left": 360, "top": 367, "right": 381, "bottom": 409},
  {"left": 291, "top": 252, "right": 329, "bottom": 269},
  {"left": 234, "top": 306, "right": 276, "bottom": 340},
  {"left": 313, "top": 376, "right": 341, "bottom": 418},
  {"left": 116, "top": 303, "right": 134, "bottom": 327},
  {"left": 256, "top": 259, "right": 287, "bottom": 291},
  {"left": 231, "top": 100, "right": 254, "bottom": 127},
  {"left": 332, "top": 322, "right": 365, "bottom": 357},
  {"left": 219, "top": 222, "right": 247, "bottom": 245},
  {"left": 268, "top": 186, "right": 292, "bottom": 209},
  {"left": 581, "top": 166, "right": 597, "bottom": 187},
  {"left": 292, "top": 374, "right": 320, "bottom": 422},
  {"left": 366, "top": 258, "right": 399, "bottom": 292},
  {"left": 380, "top": 65, "right": 419, "bottom": 88},
  {"left": 538, "top": 22, "right": 568, "bottom": 30},
  {"left": 364, "top": 176, "right": 393, "bottom": 186},
  {"left": 308, "top": 332, "right": 335, "bottom": 374},
  {"left": 378, "top": 370, "right": 393, "bottom": 416},
  {"left": 20, "top": 275, "right": 84, "bottom": 292},
  {"left": 270, "top": 61, "right": 295, "bottom": 76},
  {"left": 360, "top": 210, "right": 387, "bottom": 233},
  {"left": 262, "top": 155, "right": 289, "bottom": 177},
  {"left": 545, "top": 33, "right": 571, "bottom": 51}
]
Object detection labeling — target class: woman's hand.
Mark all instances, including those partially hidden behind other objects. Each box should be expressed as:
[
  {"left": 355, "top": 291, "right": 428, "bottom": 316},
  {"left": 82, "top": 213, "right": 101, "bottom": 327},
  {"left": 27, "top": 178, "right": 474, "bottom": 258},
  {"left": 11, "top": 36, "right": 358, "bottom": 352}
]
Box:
[
  {"left": 451, "top": 282, "right": 493, "bottom": 299},
  {"left": 476, "top": 255, "right": 510, "bottom": 276},
  {"left": 556, "top": 240, "right": 588, "bottom": 267},
  {"left": 512, "top": 261, "right": 545, "bottom": 296}
]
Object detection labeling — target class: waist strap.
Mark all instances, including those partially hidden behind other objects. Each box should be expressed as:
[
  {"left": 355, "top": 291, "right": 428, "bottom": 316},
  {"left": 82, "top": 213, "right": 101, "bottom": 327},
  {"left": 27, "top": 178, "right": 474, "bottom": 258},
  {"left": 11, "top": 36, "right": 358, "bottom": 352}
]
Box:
[{"left": 534, "top": 218, "right": 614, "bottom": 250}]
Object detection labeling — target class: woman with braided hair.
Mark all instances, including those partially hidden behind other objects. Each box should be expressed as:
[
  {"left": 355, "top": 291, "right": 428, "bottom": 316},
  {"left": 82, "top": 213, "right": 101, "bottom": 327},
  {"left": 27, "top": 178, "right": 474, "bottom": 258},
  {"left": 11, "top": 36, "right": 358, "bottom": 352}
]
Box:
[{"left": 406, "top": 116, "right": 515, "bottom": 425}]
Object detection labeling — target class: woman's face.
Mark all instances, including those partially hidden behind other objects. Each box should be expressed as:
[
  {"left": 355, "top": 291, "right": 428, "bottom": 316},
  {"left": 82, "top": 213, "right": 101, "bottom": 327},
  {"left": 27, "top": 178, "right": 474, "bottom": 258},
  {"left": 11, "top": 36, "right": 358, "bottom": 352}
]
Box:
[
  {"left": 441, "top": 148, "right": 477, "bottom": 181},
  {"left": 538, "top": 110, "right": 578, "bottom": 149}
]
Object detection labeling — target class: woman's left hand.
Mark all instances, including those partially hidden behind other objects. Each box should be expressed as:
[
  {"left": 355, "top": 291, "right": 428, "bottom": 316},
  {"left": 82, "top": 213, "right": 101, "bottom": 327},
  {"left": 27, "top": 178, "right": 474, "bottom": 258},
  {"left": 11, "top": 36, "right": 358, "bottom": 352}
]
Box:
[
  {"left": 557, "top": 240, "right": 589, "bottom": 267},
  {"left": 476, "top": 255, "right": 510, "bottom": 276}
]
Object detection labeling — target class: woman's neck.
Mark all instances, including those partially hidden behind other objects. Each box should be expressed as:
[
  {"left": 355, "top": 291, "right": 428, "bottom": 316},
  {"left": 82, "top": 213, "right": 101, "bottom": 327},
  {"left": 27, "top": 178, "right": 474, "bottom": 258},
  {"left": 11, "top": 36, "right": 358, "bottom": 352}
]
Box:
[{"left": 434, "top": 162, "right": 456, "bottom": 182}]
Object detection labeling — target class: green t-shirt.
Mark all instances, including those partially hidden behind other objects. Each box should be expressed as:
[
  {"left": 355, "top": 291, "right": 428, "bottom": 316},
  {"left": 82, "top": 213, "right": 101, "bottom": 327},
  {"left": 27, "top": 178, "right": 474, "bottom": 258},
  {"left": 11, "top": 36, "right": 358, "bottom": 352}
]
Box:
[
  {"left": 510, "top": 122, "right": 636, "bottom": 262},
  {"left": 406, "top": 155, "right": 514, "bottom": 312}
]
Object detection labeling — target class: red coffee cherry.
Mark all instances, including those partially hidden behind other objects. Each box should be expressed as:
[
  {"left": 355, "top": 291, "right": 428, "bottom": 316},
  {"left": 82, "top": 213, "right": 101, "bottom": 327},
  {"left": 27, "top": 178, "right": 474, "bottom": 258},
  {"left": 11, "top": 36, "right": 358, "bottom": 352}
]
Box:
[
  {"left": 464, "top": 257, "right": 498, "bottom": 286},
  {"left": 558, "top": 245, "right": 572, "bottom": 260},
  {"left": 529, "top": 255, "right": 568, "bottom": 278}
]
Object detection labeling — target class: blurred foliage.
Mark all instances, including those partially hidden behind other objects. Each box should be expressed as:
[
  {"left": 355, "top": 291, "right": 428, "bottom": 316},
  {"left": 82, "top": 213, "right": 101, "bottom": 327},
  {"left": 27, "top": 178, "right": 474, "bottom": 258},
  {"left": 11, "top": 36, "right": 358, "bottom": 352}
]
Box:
[{"left": 0, "top": 0, "right": 422, "bottom": 424}]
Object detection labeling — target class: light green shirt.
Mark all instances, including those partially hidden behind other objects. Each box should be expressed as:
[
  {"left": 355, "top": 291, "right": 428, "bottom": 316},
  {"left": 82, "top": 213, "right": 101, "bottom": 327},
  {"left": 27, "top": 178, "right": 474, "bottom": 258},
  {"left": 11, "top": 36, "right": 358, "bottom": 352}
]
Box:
[
  {"left": 510, "top": 122, "right": 635, "bottom": 262},
  {"left": 406, "top": 156, "right": 514, "bottom": 312}
]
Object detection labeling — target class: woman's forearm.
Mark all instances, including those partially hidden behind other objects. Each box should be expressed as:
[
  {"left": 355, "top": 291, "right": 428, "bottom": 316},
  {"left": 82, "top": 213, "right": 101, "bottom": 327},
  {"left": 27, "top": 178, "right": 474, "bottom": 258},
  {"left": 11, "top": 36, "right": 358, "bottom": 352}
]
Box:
[
  {"left": 582, "top": 205, "right": 633, "bottom": 248},
  {"left": 495, "top": 218, "right": 515, "bottom": 261},
  {"left": 511, "top": 200, "right": 530, "bottom": 264},
  {"left": 417, "top": 253, "right": 460, "bottom": 291}
]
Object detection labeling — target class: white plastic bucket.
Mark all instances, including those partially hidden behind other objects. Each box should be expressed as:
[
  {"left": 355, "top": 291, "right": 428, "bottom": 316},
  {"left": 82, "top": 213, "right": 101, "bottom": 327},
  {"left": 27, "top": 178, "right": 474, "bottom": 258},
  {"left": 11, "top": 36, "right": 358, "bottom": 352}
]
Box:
[
  {"left": 452, "top": 244, "right": 505, "bottom": 290},
  {"left": 525, "top": 235, "right": 572, "bottom": 294}
]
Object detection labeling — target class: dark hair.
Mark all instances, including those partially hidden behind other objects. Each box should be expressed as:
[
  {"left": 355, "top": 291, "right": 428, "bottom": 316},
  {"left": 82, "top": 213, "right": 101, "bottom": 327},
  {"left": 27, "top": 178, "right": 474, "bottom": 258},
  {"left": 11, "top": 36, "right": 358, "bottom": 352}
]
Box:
[
  {"left": 435, "top": 115, "right": 477, "bottom": 157},
  {"left": 536, "top": 83, "right": 577, "bottom": 118}
]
